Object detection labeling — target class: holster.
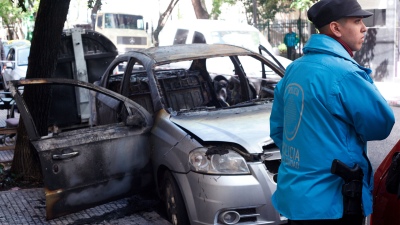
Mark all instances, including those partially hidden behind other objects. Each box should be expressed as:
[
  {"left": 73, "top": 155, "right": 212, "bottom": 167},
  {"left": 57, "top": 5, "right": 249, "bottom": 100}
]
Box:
[{"left": 342, "top": 180, "right": 363, "bottom": 215}]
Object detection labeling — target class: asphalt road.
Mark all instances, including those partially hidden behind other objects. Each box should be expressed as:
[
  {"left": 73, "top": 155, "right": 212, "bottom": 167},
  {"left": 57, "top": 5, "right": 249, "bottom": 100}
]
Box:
[{"left": 368, "top": 106, "right": 400, "bottom": 172}]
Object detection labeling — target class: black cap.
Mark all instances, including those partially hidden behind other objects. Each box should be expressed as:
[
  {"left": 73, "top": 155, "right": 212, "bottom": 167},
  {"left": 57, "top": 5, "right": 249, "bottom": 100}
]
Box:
[{"left": 307, "top": 0, "right": 373, "bottom": 29}]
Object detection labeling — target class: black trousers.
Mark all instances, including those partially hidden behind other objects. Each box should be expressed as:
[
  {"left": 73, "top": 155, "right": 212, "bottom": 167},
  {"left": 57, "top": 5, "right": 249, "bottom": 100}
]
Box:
[
  {"left": 286, "top": 46, "right": 296, "bottom": 60},
  {"left": 288, "top": 214, "right": 364, "bottom": 225}
]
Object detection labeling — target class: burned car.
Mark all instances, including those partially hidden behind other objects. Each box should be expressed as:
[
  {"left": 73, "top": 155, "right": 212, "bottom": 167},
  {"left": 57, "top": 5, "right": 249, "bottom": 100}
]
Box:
[
  {"left": 93, "top": 44, "right": 286, "bottom": 225},
  {"left": 11, "top": 44, "right": 287, "bottom": 225}
]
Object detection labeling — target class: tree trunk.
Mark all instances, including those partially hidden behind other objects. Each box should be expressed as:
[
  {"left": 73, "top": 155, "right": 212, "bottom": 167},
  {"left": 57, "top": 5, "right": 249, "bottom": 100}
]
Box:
[
  {"left": 90, "top": 0, "right": 101, "bottom": 30},
  {"left": 153, "top": 0, "right": 180, "bottom": 47},
  {"left": 5, "top": 23, "right": 13, "bottom": 40},
  {"left": 11, "top": 0, "right": 71, "bottom": 182},
  {"left": 191, "top": 0, "right": 210, "bottom": 19},
  {"left": 17, "top": 18, "right": 25, "bottom": 39}
]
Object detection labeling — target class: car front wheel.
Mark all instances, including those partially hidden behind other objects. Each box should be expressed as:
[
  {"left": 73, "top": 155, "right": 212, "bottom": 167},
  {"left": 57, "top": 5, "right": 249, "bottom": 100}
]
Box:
[{"left": 162, "top": 170, "right": 189, "bottom": 225}]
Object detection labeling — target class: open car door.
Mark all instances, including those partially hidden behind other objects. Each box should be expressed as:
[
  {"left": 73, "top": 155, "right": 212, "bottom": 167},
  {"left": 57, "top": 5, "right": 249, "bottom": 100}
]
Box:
[{"left": 9, "top": 78, "right": 154, "bottom": 220}]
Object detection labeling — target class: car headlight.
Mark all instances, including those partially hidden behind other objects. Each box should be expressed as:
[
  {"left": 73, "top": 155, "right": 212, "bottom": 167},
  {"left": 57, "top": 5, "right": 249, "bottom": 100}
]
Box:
[{"left": 189, "top": 148, "right": 250, "bottom": 174}]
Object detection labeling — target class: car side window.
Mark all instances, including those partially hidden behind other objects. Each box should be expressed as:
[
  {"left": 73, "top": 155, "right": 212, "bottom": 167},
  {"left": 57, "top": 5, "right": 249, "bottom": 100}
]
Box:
[
  {"left": 97, "top": 15, "right": 103, "bottom": 28},
  {"left": 192, "top": 31, "right": 206, "bottom": 44},
  {"left": 105, "top": 60, "right": 126, "bottom": 93},
  {"left": 18, "top": 48, "right": 30, "bottom": 66},
  {"left": 173, "top": 29, "right": 189, "bottom": 45},
  {"left": 6, "top": 49, "right": 15, "bottom": 61}
]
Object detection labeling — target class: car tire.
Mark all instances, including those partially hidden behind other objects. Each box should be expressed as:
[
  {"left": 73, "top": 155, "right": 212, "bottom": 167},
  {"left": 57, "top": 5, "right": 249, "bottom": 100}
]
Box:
[{"left": 161, "top": 170, "right": 189, "bottom": 225}]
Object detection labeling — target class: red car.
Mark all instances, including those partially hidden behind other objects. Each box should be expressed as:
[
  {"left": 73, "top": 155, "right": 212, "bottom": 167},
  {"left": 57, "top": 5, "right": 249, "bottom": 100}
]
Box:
[{"left": 372, "top": 139, "right": 400, "bottom": 225}]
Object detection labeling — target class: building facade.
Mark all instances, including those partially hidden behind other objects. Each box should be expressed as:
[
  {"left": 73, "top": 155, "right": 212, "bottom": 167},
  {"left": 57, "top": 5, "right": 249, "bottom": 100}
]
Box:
[{"left": 357, "top": 0, "right": 399, "bottom": 82}]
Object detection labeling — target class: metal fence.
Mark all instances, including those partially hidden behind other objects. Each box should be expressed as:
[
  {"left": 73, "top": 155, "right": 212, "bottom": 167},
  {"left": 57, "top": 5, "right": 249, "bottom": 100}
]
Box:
[{"left": 257, "top": 19, "right": 310, "bottom": 59}]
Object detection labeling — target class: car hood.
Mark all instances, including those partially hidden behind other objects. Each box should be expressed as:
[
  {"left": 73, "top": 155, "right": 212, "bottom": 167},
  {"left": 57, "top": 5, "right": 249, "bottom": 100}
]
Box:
[{"left": 170, "top": 103, "right": 274, "bottom": 153}]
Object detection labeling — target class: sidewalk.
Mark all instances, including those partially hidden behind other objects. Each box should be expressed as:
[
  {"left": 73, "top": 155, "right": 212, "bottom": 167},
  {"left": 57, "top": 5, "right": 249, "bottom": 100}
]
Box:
[
  {"left": 0, "top": 188, "right": 171, "bottom": 224},
  {"left": 0, "top": 108, "right": 18, "bottom": 164}
]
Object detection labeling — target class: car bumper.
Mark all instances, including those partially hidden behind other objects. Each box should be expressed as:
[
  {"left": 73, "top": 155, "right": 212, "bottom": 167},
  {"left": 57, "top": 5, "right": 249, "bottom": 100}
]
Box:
[{"left": 174, "top": 162, "right": 287, "bottom": 225}]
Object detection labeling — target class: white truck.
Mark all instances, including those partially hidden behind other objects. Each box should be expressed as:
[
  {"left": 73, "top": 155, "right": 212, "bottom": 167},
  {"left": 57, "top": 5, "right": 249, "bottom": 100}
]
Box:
[{"left": 94, "top": 10, "right": 152, "bottom": 53}]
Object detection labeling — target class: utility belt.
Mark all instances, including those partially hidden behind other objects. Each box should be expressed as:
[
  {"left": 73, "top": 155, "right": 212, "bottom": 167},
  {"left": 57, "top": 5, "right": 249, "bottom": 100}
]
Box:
[{"left": 331, "top": 159, "right": 364, "bottom": 215}]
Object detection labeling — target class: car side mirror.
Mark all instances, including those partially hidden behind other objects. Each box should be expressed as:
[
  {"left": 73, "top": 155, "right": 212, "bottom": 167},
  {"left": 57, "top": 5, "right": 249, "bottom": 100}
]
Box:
[{"left": 125, "top": 114, "right": 146, "bottom": 127}]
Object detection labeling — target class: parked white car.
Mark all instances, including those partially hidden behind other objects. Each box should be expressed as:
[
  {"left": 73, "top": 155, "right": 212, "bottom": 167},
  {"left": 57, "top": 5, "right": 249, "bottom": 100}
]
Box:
[{"left": 3, "top": 44, "right": 30, "bottom": 90}]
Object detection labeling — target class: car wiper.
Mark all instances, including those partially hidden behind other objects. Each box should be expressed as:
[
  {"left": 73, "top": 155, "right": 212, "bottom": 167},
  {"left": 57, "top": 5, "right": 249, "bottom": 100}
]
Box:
[
  {"left": 171, "top": 106, "right": 217, "bottom": 115},
  {"left": 230, "top": 98, "right": 272, "bottom": 108},
  {"left": 185, "top": 106, "right": 216, "bottom": 111}
]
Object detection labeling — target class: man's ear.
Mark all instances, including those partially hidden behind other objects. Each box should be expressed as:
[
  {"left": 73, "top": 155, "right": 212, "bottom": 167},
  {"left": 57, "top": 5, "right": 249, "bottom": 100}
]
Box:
[{"left": 330, "top": 22, "right": 342, "bottom": 37}]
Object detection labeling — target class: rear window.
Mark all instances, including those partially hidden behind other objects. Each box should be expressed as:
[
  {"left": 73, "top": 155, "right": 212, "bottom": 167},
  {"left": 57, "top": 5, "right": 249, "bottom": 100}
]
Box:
[
  {"left": 192, "top": 31, "right": 206, "bottom": 43},
  {"left": 173, "top": 29, "right": 189, "bottom": 45},
  {"left": 97, "top": 14, "right": 103, "bottom": 28}
]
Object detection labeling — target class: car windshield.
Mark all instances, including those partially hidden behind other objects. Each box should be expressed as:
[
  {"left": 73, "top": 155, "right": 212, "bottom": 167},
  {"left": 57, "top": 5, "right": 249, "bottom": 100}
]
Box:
[
  {"left": 204, "top": 30, "right": 290, "bottom": 69},
  {"left": 3, "top": 45, "right": 10, "bottom": 56},
  {"left": 207, "top": 56, "right": 281, "bottom": 80},
  {"left": 152, "top": 55, "right": 279, "bottom": 112},
  {"left": 104, "top": 13, "right": 144, "bottom": 30},
  {"left": 17, "top": 48, "right": 30, "bottom": 66},
  {"left": 159, "top": 55, "right": 281, "bottom": 81}
]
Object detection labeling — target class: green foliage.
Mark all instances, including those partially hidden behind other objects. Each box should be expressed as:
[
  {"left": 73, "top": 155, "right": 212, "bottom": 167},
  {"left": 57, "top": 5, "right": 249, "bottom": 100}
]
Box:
[
  {"left": 32, "top": 0, "right": 39, "bottom": 12},
  {"left": 0, "top": 0, "right": 38, "bottom": 27},
  {"left": 236, "top": 0, "right": 316, "bottom": 26},
  {"left": 240, "top": 0, "right": 294, "bottom": 25},
  {"left": 290, "top": 0, "right": 315, "bottom": 11},
  {"left": 259, "top": 0, "right": 293, "bottom": 20},
  {"left": 210, "top": 0, "right": 236, "bottom": 19},
  {"left": 15, "top": 0, "right": 38, "bottom": 12},
  {"left": 87, "top": 0, "right": 102, "bottom": 10},
  {"left": 0, "top": 0, "right": 25, "bottom": 24}
]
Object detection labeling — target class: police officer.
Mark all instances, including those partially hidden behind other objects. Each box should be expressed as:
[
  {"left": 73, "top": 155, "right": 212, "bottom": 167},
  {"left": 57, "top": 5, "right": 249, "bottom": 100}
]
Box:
[
  {"left": 269, "top": 0, "right": 395, "bottom": 224},
  {"left": 283, "top": 27, "right": 299, "bottom": 60}
]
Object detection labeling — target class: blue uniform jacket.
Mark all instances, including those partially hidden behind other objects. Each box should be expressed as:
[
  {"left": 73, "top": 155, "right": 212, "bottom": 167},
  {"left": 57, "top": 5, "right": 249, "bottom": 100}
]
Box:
[
  {"left": 270, "top": 34, "right": 395, "bottom": 220},
  {"left": 284, "top": 32, "right": 298, "bottom": 47}
]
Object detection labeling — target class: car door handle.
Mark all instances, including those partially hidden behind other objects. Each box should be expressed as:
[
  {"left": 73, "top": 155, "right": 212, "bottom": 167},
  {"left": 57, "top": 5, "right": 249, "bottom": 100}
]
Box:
[{"left": 52, "top": 151, "right": 79, "bottom": 160}]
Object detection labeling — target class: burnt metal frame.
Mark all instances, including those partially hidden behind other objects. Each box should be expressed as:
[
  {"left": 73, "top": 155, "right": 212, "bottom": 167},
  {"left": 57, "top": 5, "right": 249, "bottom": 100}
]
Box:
[{"left": 8, "top": 78, "right": 153, "bottom": 141}]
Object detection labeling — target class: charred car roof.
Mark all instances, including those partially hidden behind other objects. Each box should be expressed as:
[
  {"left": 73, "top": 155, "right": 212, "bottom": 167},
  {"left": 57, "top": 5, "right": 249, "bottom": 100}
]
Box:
[{"left": 122, "top": 43, "right": 284, "bottom": 75}]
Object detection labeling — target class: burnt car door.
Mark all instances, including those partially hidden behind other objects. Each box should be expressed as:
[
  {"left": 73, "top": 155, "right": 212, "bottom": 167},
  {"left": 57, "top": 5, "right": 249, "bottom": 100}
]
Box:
[{"left": 9, "top": 78, "right": 153, "bottom": 220}]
